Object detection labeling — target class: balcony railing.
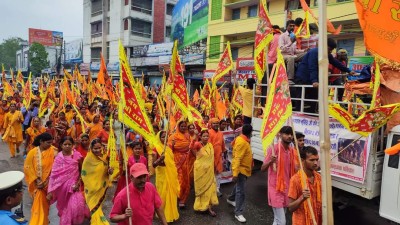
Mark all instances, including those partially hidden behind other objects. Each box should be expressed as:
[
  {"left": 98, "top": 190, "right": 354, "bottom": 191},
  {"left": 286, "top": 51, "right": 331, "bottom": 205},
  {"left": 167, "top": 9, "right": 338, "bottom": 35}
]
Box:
[
  {"left": 131, "top": 6, "right": 152, "bottom": 15},
  {"left": 131, "top": 30, "right": 151, "bottom": 38},
  {"left": 91, "top": 10, "right": 103, "bottom": 17},
  {"left": 91, "top": 32, "right": 102, "bottom": 38}
]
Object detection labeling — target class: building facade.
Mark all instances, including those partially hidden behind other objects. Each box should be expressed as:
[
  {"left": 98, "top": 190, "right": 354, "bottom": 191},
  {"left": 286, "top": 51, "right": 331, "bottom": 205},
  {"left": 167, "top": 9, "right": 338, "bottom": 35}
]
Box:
[
  {"left": 206, "top": 0, "right": 365, "bottom": 75},
  {"left": 83, "top": 0, "right": 177, "bottom": 79}
]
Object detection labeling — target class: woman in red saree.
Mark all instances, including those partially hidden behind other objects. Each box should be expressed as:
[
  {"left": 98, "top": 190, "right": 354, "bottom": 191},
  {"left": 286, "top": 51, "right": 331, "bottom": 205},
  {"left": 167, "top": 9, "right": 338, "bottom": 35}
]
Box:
[
  {"left": 96, "top": 119, "right": 111, "bottom": 145},
  {"left": 168, "top": 120, "right": 192, "bottom": 208},
  {"left": 24, "top": 132, "right": 58, "bottom": 225},
  {"left": 48, "top": 136, "right": 90, "bottom": 225},
  {"left": 76, "top": 133, "right": 90, "bottom": 158}
]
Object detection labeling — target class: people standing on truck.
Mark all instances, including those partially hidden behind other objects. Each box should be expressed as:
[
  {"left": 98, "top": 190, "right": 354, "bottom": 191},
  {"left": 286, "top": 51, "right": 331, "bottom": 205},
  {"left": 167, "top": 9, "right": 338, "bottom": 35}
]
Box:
[
  {"left": 288, "top": 146, "right": 322, "bottom": 225},
  {"left": 238, "top": 78, "right": 256, "bottom": 125},
  {"left": 261, "top": 126, "right": 299, "bottom": 225},
  {"left": 294, "top": 38, "right": 356, "bottom": 113},
  {"left": 227, "top": 124, "right": 253, "bottom": 223},
  {"left": 279, "top": 20, "right": 308, "bottom": 85},
  {"left": 329, "top": 48, "right": 349, "bottom": 101}
]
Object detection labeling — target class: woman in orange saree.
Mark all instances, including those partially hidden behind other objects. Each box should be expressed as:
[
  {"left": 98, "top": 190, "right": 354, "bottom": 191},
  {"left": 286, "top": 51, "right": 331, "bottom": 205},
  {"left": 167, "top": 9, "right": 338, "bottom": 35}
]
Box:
[
  {"left": 168, "top": 120, "right": 192, "bottom": 208},
  {"left": 24, "top": 132, "right": 57, "bottom": 225},
  {"left": 2, "top": 102, "right": 24, "bottom": 157},
  {"left": 24, "top": 116, "right": 46, "bottom": 153},
  {"left": 0, "top": 99, "right": 9, "bottom": 135},
  {"left": 86, "top": 103, "right": 98, "bottom": 123},
  {"left": 86, "top": 114, "right": 102, "bottom": 142}
]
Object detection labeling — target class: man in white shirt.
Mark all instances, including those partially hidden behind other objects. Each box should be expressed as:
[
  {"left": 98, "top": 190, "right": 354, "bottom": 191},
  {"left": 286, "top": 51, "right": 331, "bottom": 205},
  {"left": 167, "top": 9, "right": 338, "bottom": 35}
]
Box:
[{"left": 279, "top": 20, "right": 307, "bottom": 83}]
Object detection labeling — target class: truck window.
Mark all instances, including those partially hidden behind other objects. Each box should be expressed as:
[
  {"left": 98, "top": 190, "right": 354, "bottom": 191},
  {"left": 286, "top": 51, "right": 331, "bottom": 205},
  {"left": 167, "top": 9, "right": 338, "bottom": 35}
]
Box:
[{"left": 388, "top": 134, "right": 400, "bottom": 169}]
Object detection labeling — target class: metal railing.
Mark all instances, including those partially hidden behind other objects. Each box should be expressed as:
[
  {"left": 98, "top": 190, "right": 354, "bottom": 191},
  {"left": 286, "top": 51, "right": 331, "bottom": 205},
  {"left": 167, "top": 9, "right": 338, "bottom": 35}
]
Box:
[
  {"left": 131, "top": 6, "right": 152, "bottom": 15},
  {"left": 131, "top": 30, "right": 151, "bottom": 38}
]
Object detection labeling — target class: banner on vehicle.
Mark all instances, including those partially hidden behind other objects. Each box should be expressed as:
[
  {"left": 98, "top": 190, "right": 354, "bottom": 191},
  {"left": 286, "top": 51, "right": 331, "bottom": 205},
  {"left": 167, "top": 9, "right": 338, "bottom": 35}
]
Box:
[{"left": 292, "top": 113, "right": 370, "bottom": 183}]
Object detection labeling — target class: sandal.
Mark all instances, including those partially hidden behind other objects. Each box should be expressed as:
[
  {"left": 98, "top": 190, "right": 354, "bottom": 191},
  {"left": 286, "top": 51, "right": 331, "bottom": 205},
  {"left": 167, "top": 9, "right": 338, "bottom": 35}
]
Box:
[{"left": 208, "top": 209, "right": 217, "bottom": 217}]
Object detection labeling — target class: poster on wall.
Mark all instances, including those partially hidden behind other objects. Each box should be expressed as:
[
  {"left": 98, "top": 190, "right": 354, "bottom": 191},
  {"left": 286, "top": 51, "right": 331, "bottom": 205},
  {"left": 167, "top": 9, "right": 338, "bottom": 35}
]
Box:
[
  {"left": 347, "top": 56, "right": 374, "bottom": 72},
  {"left": 236, "top": 58, "right": 257, "bottom": 84},
  {"left": 171, "top": 0, "right": 208, "bottom": 48},
  {"left": 65, "top": 39, "right": 83, "bottom": 64},
  {"left": 292, "top": 113, "right": 370, "bottom": 183}
]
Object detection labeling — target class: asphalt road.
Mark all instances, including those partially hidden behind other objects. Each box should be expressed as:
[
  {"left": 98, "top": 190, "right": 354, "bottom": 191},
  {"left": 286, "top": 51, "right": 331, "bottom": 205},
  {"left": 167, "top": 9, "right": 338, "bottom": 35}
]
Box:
[{"left": 0, "top": 140, "right": 394, "bottom": 225}]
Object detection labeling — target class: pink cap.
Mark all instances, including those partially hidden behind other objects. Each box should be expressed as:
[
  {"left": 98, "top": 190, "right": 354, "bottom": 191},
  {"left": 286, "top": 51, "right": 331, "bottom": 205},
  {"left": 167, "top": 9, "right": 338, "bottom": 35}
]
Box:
[{"left": 130, "top": 163, "right": 149, "bottom": 178}]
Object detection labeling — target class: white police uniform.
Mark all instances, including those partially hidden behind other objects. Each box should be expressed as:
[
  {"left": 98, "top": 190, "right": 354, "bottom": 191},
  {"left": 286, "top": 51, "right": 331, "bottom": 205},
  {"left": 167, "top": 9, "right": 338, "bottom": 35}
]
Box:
[{"left": 0, "top": 171, "right": 28, "bottom": 225}]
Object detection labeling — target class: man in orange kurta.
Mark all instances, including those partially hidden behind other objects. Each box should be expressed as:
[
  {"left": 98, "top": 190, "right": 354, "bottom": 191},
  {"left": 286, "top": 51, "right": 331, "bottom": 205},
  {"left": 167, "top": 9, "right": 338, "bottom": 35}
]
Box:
[
  {"left": 168, "top": 121, "right": 191, "bottom": 208},
  {"left": 208, "top": 118, "right": 226, "bottom": 196}
]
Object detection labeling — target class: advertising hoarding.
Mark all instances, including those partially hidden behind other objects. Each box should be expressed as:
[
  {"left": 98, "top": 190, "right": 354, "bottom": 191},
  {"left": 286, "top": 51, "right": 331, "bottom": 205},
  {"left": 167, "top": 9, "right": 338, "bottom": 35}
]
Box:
[
  {"left": 171, "top": 0, "right": 208, "bottom": 48},
  {"left": 236, "top": 58, "right": 257, "bottom": 82},
  {"left": 65, "top": 39, "right": 83, "bottom": 64},
  {"left": 29, "top": 28, "right": 63, "bottom": 46}
]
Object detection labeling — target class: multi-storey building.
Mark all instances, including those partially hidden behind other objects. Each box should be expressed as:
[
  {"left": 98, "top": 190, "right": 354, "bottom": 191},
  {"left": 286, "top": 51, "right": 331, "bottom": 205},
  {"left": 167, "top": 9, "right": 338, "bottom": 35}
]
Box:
[
  {"left": 83, "top": 0, "right": 176, "bottom": 77},
  {"left": 206, "top": 0, "right": 364, "bottom": 72}
]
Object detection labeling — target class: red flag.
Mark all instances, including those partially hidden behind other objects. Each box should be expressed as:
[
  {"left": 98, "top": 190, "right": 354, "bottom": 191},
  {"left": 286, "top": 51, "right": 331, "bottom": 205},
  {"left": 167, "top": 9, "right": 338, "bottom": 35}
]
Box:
[
  {"left": 254, "top": 0, "right": 273, "bottom": 82},
  {"left": 260, "top": 50, "right": 292, "bottom": 151},
  {"left": 299, "top": 0, "right": 342, "bottom": 34},
  {"left": 212, "top": 42, "right": 233, "bottom": 86}
]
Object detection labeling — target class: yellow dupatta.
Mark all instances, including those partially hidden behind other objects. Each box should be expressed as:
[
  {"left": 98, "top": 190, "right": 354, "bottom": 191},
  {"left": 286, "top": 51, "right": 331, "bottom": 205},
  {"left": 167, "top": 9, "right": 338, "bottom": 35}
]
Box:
[
  {"left": 154, "top": 135, "right": 180, "bottom": 222},
  {"left": 2, "top": 111, "right": 23, "bottom": 142},
  {"left": 193, "top": 142, "right": 215, "bottom": 197},
  {"left": 81, "top": 151, "right": 111, "bottom": 225}
]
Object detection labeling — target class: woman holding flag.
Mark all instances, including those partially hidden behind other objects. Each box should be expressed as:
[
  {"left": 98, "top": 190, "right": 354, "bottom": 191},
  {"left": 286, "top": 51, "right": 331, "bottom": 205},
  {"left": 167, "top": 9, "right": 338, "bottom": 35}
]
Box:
[
  {"left": 153, "top": 131, "right": 180, "bottom": 222},
  {"left": 81, "top": 138, "right": 114, "bottom": 225}
]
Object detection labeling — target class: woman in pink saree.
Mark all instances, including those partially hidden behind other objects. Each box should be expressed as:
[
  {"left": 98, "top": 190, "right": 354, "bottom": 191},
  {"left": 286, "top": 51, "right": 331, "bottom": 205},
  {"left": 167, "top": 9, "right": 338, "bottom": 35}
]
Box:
[{"left": 48, "top": 136, "right": 90, "bottom": 225}]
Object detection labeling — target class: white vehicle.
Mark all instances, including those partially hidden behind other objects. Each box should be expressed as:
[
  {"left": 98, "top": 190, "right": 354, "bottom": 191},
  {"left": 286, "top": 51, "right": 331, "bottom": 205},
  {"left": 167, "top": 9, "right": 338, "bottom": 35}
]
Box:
[{"left": 250, "top": 83, "right": 400, "bottom": 224}]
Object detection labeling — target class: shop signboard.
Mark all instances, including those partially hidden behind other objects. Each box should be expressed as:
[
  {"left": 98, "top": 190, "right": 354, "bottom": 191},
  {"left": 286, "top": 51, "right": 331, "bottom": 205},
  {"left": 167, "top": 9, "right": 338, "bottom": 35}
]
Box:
[
  {"left": 29, "top": 28, "right": 63, "bottom": 46},
  {"left": 171, "top": 0, "right": 208, "bottom": 48}
]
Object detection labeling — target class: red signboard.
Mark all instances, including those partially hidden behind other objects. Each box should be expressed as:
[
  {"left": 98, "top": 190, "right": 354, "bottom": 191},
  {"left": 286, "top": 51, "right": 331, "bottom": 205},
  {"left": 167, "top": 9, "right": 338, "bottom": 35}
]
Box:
[{"left": 29, "top": 28, "right": 63, "bottom": 46}]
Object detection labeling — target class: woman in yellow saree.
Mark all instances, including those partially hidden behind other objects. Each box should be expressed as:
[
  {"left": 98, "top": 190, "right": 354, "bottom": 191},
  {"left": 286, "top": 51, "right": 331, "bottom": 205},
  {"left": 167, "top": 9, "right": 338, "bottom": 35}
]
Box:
[
  {"left": 191, "top": 130, "right": 219, "bottom": 216},
  {"left": 2, "top": 102, "right": 24, "bottom": 157},
  {"left": 153, "top": 131, "right": 180, "bottom": 222},
  {"left": 81, "top": 138, "right": 114, "bottom": 225},
  {"left": 24, "top": 132, "right": 57, "bottom": 225}
]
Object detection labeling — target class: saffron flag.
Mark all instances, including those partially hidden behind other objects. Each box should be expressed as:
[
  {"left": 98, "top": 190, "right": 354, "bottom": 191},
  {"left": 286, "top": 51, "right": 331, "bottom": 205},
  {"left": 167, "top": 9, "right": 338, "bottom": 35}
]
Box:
[
  {"left": 212, "top": 42, "right": 233, "bottom": 87},
  {"left": 299, "top": 0, "right": 342, "bottom": 34},
  {"left": 22, "top": 73, "right": 32, "bottom": 108},
  {"left": 260, "top": 50, "right": 293, "bottom": 152},
  {"left": 72, "top": 104, "right": 88, "bottom": 130},
  {"left": 329, "top": 103, "right": 400, "bottom": 136},
  {"left": 254, "top": 0, "right": 273, "bottom": 82},
  {"left": 355, "top": 1, "right": 400, "bottom": 68},
  {"left": 370, "top": 63, "right": 381, "bottom": 109},
  {"left": 63, "top": 69, "right": 73, "bottom": 80},
  {"left": 16, "top": 70, "right": 24, "bottom": 87},
  {"left": 232, "top": 87, "right": 243, "bottom": 110},
  {"left": 295, "top": 11, "right": 311, "bottom": 38},
  {"left": 3, "top": 81, "right": 14, "bottom": 98},
  {"left": 97, "top": 53, "right": 115, "bottom": 102},
  {"left": 118, "top": 40, "right": 155, "bottom": 142},
  {"left": 38, "top": 87, "right": 50, "bottom": 118}
]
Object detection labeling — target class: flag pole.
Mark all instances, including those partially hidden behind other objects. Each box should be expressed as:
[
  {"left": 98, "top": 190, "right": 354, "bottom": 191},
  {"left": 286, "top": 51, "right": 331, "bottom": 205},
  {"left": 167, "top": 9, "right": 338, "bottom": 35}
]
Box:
[
  {"left": 162, "top": 69, "right": 173, "bottom": 155},
  {"left": 318, "top": 0, "right": 334, "bottom": 224}
]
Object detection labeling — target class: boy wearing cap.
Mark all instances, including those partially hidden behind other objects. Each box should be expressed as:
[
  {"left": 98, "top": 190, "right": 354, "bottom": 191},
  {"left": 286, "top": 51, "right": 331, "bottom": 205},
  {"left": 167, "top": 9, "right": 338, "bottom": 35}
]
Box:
[
  {"left": 110, "top": 163, "right": 167, "bottom": 225},
  {"left": 0, "top": 171, "right": 27, "bottom": 225}
]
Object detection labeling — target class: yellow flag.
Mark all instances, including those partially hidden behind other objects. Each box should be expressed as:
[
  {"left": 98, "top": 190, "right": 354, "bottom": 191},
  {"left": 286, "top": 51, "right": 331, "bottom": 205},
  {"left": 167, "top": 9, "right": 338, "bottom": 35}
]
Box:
[
  {"left": 72, "top": 104, "right": 88, "bottom": 130},
  {"left": 108, "top": 115, "right": 120, "bottom": 181}
]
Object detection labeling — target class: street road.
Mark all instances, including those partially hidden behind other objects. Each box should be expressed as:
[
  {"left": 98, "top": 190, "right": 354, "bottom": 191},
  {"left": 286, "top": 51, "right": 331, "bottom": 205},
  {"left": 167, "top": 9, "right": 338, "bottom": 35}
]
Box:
[{"left": 0, "top": 140, "right": 393, "bottom": 225}]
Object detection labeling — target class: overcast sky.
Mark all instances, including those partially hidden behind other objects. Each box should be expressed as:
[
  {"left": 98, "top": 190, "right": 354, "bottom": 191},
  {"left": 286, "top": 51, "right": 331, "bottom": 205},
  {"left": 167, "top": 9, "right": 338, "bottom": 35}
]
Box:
[{"left": 0, "top": 0, "right": 83, "bottom": 43}]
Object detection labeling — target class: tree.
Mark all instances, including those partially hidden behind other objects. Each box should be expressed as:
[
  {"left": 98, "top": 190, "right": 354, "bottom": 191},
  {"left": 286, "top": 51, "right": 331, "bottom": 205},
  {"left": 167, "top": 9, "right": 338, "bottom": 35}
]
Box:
[
  {"left": 0, "top": 37, "right": 25, "bottom": 69},
  {"left": 29, "top": 43, "right": 49, "bottom": 76}
]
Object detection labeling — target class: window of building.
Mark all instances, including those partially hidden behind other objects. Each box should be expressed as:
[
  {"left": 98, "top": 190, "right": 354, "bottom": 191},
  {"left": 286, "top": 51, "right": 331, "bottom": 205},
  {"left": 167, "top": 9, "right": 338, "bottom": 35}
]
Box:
[
  {"left": 91, "top": 0, "right": 103, "bottom": 16},
  {"left": 166, "top": 26, "right": 171, "bottom": 38},
  {"left": 124, "top": 19, "right": 129, "bottom": 30},
  {"left": 166, "top": 4, "right": 174, "bottom": 16},
  {"left": 106, "top": 42, "right": 110, "bottom": 63},
  {"left": 337, "top": 39, "right": 355, "bottom": 56},
  {"left": 107, "top": 17, "right": 110, "bottom": 34},
  {"left": 107, "top": 0, "right": 110, "bottom": 11},
  {"left": 232, "top": 8, "right": 241, "bottom": 20},
  {"left": 231, "top": 47, "right": 239, "bottom": 60},
  {"left": 388, "top": 135, "right": 400, "bottom": 169},
  {"left": 286, "top": 0, "right": 316, "bottom": 10},
  {"left": 91, "top": 48, "right": 102, "bottom": 62},
  {"left": 211, "top": 0, "right": 222, "bottom": 20},
  {"left": 248, "top": 5, "right": 258, "bottom": 18},
  {"left": 131, "top": 0, "right": 152, "bottom": 15},
  {"left": 131, "top": 19, "right": 152, "bottom": 38},
  {"left": 209, "top": 36, "right": 221, "bottom": 59},
  {"left": 91, "top": 21, "right": 103, "bottom": 37},
  {"left": 125, "top": 0, "right": 129, "bottom": 5}
]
